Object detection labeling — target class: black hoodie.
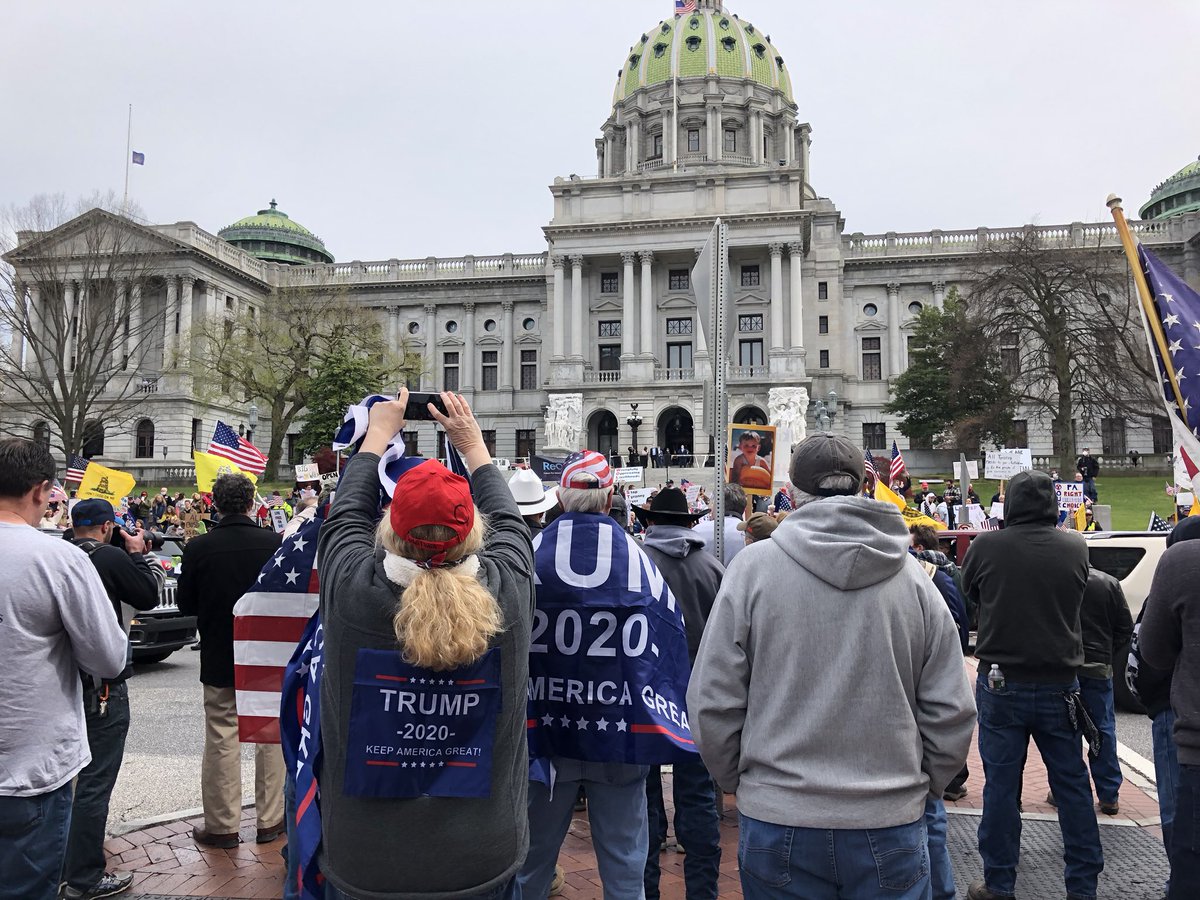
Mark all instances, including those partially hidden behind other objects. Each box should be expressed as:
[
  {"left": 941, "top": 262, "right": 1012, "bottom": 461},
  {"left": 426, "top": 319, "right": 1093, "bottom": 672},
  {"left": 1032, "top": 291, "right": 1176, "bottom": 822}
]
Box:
[{"left": 962, "top": 470, "right": 1088, "bottom": 683}]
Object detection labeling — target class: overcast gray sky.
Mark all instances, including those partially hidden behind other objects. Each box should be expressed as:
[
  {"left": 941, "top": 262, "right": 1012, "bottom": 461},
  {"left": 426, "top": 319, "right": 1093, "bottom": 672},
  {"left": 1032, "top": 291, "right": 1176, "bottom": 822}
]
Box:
[{"left": 3, "top": 1, "right": 1198, "bottom": 261}]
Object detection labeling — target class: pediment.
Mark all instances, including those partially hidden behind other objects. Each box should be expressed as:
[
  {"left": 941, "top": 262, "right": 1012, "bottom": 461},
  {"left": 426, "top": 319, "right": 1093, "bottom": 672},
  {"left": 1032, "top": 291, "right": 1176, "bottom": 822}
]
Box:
[
  {"left": 515, "top": 333, "right": 543, "bottom": 345},
  {"left": 477, "top": 334, "right": 503, "bottom": 346},
  {"left": 658, "top": 294, "right": 696, "bottom": 310},
  {"left": 6, "top": 208, "right": 186, "bottom": 264},
  {"left": 590, "top": 298, "right": 623, "bottom": 313},
  {"left": 734, "top": 292, "right": 769, "bottom": 306},
  {"left": 437, "top": 335, "right": 466, "bottom": 347},
  {"left": 853, "top": 320, "right": 888, "bottom": 334}
]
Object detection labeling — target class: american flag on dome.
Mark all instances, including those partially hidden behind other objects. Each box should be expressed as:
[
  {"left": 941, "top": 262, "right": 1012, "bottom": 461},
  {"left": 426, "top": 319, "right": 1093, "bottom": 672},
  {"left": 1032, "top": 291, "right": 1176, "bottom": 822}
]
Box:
[
  {"left": 209, "top": 420, "right": 268, "bottom": 475},
  {"left": 890, "top": 441, "right": 907, "bottom": 481},
  {"left": 675, "top": 0, "right": 697, "bottom": 15},
  {"left": 66, "top": 453, "right": 89, "bottom": 483},
  {"left": 232, "top": 508, "right": 322, "bottom": 743}
]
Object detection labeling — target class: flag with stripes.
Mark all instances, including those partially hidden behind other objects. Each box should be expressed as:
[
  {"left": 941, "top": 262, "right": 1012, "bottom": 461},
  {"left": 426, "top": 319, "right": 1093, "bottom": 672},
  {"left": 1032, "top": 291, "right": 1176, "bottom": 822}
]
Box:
[
  {"left": 674, "top": 0, "right": 697, "bottom": 15},
  {"left": 1149, "top": 511, "right": 1174, "bottom": 532},
  {"left": 890, "top": 441, "right": 907, "bottom": 481},
  {"left": 774, "top": 488, "right": 793, "bottom": 511},
  {"left": 49, "top": 481, "right": 69, "bottom": 503},
  {"left": 208, "top": 420, "right": 268, "bottom": 475},
  {"left": 66, "top": 454, "right": 89, "bottom": 483},
  {"left": 233, "top": 509, "right": 322, "bottom": 743},
  {"left": 864, "top": 448, "right": 880, "bottom": 481}
]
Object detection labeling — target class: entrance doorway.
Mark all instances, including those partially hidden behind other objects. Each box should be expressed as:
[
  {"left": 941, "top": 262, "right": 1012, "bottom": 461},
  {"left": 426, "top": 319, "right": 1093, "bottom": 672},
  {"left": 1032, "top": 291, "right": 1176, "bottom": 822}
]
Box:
[
  {"left": 658, "top": 407, "right": 694, "bottom": 466},
  {"left": 588, "top": 410, "right": 619, "bottom": 461}
]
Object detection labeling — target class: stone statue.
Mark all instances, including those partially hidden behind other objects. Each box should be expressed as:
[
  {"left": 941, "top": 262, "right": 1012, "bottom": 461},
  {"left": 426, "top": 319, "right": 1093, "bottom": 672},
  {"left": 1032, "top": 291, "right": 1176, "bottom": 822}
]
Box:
[
  {"left": 543, "top": 393, "right": 584, "bottom": 452},
  {"left": 769, "top": 386, "right": 809, "bottom": 457}
]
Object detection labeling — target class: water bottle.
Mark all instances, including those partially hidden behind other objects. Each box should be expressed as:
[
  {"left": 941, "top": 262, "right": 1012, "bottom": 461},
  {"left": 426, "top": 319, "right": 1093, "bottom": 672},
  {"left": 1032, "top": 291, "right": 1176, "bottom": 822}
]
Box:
[{"left": 988, "top": 664, "right": 1005, "bottom": 691}]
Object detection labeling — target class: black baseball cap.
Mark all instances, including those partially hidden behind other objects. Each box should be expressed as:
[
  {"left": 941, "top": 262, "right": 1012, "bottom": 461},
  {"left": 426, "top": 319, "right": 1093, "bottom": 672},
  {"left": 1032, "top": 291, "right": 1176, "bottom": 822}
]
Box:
[
  {"left": 71, "top": 498, "right": 118, "bottom": 527},
  {"left": 789, "top": 433, "right": 864, "bottom": 497}
]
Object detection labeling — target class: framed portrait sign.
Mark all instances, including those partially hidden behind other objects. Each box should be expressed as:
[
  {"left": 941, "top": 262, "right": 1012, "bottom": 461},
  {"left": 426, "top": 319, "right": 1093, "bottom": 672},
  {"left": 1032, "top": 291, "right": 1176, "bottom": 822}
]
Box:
[{"left": 726, "top": 424, "right": 777, "bottom": 497}]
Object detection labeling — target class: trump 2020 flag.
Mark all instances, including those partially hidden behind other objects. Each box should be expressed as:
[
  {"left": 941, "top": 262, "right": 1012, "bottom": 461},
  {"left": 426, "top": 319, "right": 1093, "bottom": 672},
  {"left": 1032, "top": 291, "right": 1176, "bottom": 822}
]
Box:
[
  {"left": 528, "top": 513, "right": 697, "bottom": 764},
  {"left": 280, "top": 613, "right": 325, "bottom": 900}
]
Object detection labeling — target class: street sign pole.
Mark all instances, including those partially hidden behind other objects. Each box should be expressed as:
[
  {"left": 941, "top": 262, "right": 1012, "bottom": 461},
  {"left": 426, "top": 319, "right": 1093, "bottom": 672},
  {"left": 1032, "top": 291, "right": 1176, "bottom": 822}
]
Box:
[{"left": 711, "top": 220, "right": 729, "bottom": 564}]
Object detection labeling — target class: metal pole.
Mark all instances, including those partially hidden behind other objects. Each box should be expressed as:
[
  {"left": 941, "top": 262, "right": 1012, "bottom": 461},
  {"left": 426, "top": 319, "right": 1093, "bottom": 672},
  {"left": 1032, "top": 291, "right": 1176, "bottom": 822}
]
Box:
[
  {"left": 123, "top": 104, "right": 132, "bottom": 211},
  {"left": 712, "top": 220, "right": 729, "bottom": 563}
]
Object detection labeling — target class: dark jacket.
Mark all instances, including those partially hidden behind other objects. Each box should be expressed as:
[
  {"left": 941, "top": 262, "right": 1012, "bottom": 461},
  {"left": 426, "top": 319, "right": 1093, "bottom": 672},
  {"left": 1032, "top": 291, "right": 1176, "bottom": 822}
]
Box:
[
  {"left": 641, "top": 524, "right": 724, "bottom": 663},
  {"left": 1079, "top": 567, "right": 1134, "bottom": 679},
  {"left": 70, "top": 537, "right": 161, "bottom": 682},
  {"left": 1076, "top": 454, "right": 1100, "bottom": 479},
  {"left": 177, "top": 514, "right": 281, "bottom": 687},
  {"left": 1129, "top": 608, "right": 1173, "bottom": 718},
  {"left": 963, "top": 470, "right": 1088, "bottom": 684},
  {"left": 911, "top": 550, "right": 969, "bottom": 653},
  {"left": 316, "top": 453, "right": 535, "bottom": 899}
]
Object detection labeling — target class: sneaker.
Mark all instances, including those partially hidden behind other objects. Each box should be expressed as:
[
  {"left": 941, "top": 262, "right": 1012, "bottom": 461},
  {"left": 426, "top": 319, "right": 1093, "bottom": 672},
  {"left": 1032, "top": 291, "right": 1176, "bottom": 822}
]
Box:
[
  {"left": 943, "top": 785, "right": 968, "bottom": 802},
  {"left": 60, "top": 872, "right": 134, "bottom": 899},
  {"left": 967, "top": 881, "right": 1013, "bottom": 900},
  {"left": 549, "top": 865, "right": 566, "bottom": 896}
]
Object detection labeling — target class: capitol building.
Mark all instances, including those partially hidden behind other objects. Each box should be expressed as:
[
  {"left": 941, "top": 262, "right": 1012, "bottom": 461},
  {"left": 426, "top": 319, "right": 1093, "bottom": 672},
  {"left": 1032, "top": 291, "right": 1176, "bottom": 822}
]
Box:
[{"left": 6, "top": 0, "right": 1200, "bottom": 477}]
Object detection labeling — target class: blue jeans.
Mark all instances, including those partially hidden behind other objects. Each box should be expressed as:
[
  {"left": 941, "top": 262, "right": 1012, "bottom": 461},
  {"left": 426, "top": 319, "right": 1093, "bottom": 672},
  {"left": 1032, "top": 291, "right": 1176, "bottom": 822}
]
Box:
[
  {"left": 1168, "top": 763, "right": 1200, "bottom": 899},
  {"left": 737, "top": 811, "right": 930, "bottom": 899},
  {"left": 924, "top": 796, "right": 955, "bottom": 900},
  {"left": 976, "top": 675, "right": 1103, "bottom": 899},
  {"left": 644, "top": 761, "right": 721, "bottom": 900},
  {"left": 63, "top": 682, "right": 131, "bottom": 891},
  {"left": 1154, "top": 708, "right": 1180, "bottom": 861},
  {"left": 1078, "top": 676, "right": 1121, "bottom": 804},
  {"left": 519, "top": 767, "right": 649, "bottom": 900},
  {"left": 0, "top": 781, "right": 74, "bottom": 900}
]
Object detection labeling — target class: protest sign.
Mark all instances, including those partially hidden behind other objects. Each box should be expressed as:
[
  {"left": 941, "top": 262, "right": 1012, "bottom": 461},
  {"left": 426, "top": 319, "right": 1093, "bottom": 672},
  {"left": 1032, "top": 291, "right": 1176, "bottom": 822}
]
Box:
[
  {"left": 531, "top": 455, "right": 567, "bottom": 484},
  {"left": 727, "top": 423, "right": 776, "bottom": 497},
  {"left": 990, "top": 502, "right": 1005, "bottom": 519},
  {"left": 1055, "top": 481, "right": 1086, "bottom": 509},
  {"left": 684, "top": 483, "right": 701, "bottom": 507},
  {"left": 320, "top": 472, "right": 339, "bottom": 489},
  {"left": 952, "top": 460, "right": 979, "bottom": 483},
  {"left": 628, "top": 487, "right": 654, "bottom": 509},
  {"left": 614, "top": 467, "right": 644, "bottom": 484},
  {"left": 294, "top": 463, "right": 320, "bottom": 483},
  {"left": 269, "top": 508, "right": 289, "bottom": 533},
  {"left": 984, "top": 449, "right": 1032, "bottom": 480}
]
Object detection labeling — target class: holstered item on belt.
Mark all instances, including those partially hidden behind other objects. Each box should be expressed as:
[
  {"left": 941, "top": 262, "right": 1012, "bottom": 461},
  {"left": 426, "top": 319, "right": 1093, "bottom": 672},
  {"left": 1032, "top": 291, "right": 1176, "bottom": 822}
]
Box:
[{"left": 1065, "top": 690, "right": 1101, "bottom": 759}]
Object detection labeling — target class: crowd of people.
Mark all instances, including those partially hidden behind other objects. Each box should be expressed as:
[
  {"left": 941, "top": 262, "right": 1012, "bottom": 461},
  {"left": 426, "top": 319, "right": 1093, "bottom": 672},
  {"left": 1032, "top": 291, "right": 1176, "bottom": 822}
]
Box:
[{"left": 2, "top": 396, "right": 1198, "bottom": 899}]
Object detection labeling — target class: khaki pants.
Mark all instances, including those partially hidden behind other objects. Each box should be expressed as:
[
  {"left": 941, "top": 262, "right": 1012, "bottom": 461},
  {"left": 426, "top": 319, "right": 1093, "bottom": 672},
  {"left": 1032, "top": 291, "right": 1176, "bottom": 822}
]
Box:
[{"left": 201, "top": 685, "right": 284, "bottom": 834}]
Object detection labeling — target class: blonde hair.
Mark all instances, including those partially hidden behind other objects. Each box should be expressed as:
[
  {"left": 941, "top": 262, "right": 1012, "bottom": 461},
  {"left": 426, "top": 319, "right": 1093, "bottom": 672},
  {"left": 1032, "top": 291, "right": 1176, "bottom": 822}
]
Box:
[{"left": 377, "top": 513, "right": 501, "bottom": 671}]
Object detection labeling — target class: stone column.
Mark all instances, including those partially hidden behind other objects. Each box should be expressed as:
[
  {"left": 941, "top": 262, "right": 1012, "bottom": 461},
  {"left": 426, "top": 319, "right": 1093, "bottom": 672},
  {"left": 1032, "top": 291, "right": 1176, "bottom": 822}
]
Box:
[
  {"left": 769, "top": 243, "right": 785, "bottom": 350},
  {"left": 10, "top": 281, "right": 26, "bottom": 368},
  {"left": 463, "top": 302, "right": 477, "bottom": 389},
  {"left": 28, "top": 284, "right": 42, "bottom": 369},
  {"left": 179, "top": 275, "right": 195, "bottom": 362},
  {"left": 751, "top": 110, "right": 763, "bottom": 164},
  {"left": 552, "top": 255, "right": 566, "bottom": 360},
  {"left": 787, "top": 242, "right": 804, "bottom": 349},
  {"left": 639, "top": 251, "right": 654, "bottom": 358},
  {"left": 206, "top": 282, "right": 220, "bottom": 320},
  {"left": 127, "top": 281, "right": 141, "bottom": 367},
  {"left": 629, "top": 118, "right": 641, "bottom": 172},
  {"left": 621, "top": 251, "right": 637, "bottom": 359},
  {"left": 501, "top": 300, "right": 515, "bottom": 390},
  {"left": 569, "top": 256, "right": 584, "bottom": 360},
  {"left": 932, "top": 279, "right": 946, "bottom": 307},
  {"left": 604, "top": 135, "right": 615, "bottom": 177},
  {"left": 887, "top": 282, "right": 902, "bottom": 377},
  {"left": 163, "top": 276, "right": 178, "bottom": 367},
  {"left": 62, "top": 281, "right": 75, "bottom": 372},
  {"left": 389, "top": 307, "right": 402, "bottom": 347},
  {"left": 422, "top": 303, "right": 436, "bottom": 390}
]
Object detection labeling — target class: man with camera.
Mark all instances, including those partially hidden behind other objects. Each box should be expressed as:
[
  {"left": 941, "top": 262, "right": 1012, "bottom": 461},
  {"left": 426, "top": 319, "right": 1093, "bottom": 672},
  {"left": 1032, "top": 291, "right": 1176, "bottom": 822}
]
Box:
[{"left": 59, "top": 499, "right": 163, "bottom": 900}]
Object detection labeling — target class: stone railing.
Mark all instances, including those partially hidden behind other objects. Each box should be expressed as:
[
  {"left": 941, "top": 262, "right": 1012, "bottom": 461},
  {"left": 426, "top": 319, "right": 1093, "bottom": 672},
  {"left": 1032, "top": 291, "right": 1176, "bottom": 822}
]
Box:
[
  {"left": 583, "top": 370, "right": 622, "bottom": 383},
  {"left": 843, "top": 217, "right": 1185, "bottom": 259},
  {"left": 729, "top": 365, "right": 769, "bottom": 379},
  {"left": 653, "top": 367, "right": 696, "bottom": 381}
]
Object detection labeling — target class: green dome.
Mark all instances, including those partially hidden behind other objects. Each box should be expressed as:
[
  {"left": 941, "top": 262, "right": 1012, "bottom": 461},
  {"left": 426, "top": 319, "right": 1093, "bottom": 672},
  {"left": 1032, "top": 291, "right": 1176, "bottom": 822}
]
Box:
[
  {"left": 613, "top": 6, "right": 793, "bottom": 107},
  {"left": 218, "top": 200, "right": 334, "bottom": 266},
  {"left": 1140, "top": 156, "right": 1200, "bottom": 221}
]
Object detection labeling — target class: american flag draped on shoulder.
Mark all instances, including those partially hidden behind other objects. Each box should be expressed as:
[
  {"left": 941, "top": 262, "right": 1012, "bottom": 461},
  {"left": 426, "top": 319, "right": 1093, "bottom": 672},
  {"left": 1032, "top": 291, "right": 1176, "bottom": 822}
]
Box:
[
  {"left": 209, "top": 421, "right": 268, "bottom": 475},
  {"left": 527, "top": 513, "right": 697, "bottom": 765}
]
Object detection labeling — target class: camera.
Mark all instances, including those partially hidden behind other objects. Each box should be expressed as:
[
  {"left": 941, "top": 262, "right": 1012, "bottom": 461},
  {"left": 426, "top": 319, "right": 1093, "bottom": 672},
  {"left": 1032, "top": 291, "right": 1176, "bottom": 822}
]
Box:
[{"left": 403, "top": 392, "right": 449, "bottom": 422}]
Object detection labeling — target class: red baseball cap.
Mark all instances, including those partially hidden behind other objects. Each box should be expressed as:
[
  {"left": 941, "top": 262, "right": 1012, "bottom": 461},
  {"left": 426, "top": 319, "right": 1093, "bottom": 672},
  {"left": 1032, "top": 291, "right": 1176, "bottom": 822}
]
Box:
[{"left": 389, "top": 460, "right": 475, "bottom": 555}]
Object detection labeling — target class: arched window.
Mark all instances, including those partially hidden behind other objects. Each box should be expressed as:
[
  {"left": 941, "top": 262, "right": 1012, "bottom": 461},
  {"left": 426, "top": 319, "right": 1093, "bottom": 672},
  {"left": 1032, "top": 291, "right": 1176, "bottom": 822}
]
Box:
[
  {"left": 82, "top": 420, "right": 105, "bottom": 458},
  {"left": 135, "top": 419, "right": 155, "bottom": 459},
  {"left": 32, "top": 421, "right": 50, "bottom": 452}
]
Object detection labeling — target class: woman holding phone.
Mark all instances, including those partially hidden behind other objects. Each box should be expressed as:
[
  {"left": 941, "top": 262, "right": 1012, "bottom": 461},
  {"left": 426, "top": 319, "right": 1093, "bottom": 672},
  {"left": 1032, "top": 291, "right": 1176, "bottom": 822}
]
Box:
[{"left": 316, "top": 389, "right": 535, "bottom": 899}]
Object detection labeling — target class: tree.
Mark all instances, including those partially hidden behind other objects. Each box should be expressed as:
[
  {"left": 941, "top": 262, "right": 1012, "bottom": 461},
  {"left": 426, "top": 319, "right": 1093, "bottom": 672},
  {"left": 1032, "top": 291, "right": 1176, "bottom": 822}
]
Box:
[
  {"left": 189, "top": 280, "right": 421, "bottom": 480},
  {"left": 295, "top": 343, "right": 399, "bottom": 458},
  {"left": 0, "top": 194, "right": 166, "bottom": 458},
  {"left": 885, "top": 288, "right": 1016, "bottom": 449},
  {"left": 968, "top": 230, "right": 1157, "bottom": 470}
]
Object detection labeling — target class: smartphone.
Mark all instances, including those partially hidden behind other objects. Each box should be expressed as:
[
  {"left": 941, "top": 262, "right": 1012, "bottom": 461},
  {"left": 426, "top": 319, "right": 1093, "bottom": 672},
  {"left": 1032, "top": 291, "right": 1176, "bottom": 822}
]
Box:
[{"left": 403, "top": 391, "right": 449, "bottom": 421}]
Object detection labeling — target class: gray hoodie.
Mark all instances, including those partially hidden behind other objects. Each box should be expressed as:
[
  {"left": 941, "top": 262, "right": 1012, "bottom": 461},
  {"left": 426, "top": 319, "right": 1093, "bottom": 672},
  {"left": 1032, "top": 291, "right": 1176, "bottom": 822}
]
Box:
[
  {"left": 641, "top": 524, "right": 724, "bottom": 663},
  {"left": 687, "top": 494, "right": 975, "bottom": 830}
]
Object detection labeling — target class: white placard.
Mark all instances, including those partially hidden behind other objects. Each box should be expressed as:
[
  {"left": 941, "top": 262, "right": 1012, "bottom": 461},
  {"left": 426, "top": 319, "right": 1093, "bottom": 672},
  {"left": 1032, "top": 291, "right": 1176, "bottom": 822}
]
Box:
[
  {"left": 984, "top": 449, "right": 1032, "bottom": 481},
  {"left": 990, "top": 502, "right": 1005, "bottom": 519},
  {"left": 953, "top": 461, "right": 979, "bottom": 482},
  {"left": 1055, "top": 482, "right": 1086, "bottom": 509},
  {"left": 684, "top": 484, "right": 701, "bottom": 506},
  {"left": 614, "top": 467, "right": 644, "bottom": 484},
  {"left": 320, "top": 472, "right": 339, "bottom": 489},
  {"left": 269, "top": 508, "right": 289, "bottom": 533},
  {"left": 965, "top": 503, "right": 987, "bottom": 527},
  {"left": 294, "top": 463, "right": 320, "bottom": 483},
  {"left": 628, "top": 488, "right": 653, "bottom": 509}
]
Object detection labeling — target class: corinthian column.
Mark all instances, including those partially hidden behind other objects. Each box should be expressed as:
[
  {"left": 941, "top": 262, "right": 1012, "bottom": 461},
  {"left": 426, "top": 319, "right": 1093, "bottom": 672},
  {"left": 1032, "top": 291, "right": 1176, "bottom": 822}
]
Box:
[
  {"left": 179, "top": 275, "right": 195, "bottom": 361},
  {"left": 163, "top": 276, "right": 178, "bottom": 368},
  {"left": 769, "top": 243, "right": 784, "bottom": 351},
  {"left": 552, "top": 256, "right": 566, "bottom": 360},
  {"left": 787, "top": 242, "right": 804, "bottom": 349},
  {"left": 501, "top": 300, "right": 514, "bottom": 391},
  {"left": 639, "top": 251, "right": 654, "bottom": 358},
  {"left": 621, "top": 251, "right": 637, "bottom": 360},
  {"left": 887, "top": 282, "right": 902, "bottom": 377},
  {"left": 463, "top": 302, "right": 477, "bottom": 390},
  {"left": 422, "top": 303, "right": 436, "bottom": 390}
]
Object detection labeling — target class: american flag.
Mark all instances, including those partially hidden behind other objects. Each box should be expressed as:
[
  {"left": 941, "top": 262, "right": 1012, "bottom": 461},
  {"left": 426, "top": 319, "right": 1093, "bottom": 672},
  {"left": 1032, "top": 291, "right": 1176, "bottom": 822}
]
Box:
[
  {"left": 978, "top": 517, "right": 1001, "bottom": 532},
  {"left": 49, "top": 480, "right": 68, "bottom": 503},
  {"left": 864, "top": 448, "right": 879, "bottom": 481},
  {"left": 675, "top": 0, "right": 697, "bottom": 14},
  {"left": 774, "top": 488, "right": 793, "bottom": 512},
  {"left": 1149, "top": 511, "right": 1174, "bottom": 533},
  {"left": 233, "top": 509, "right": 321, "bottom": 743},
  {"left": 209, "top": 420, "right": 268, "bottom": 475},
  {"left": 889, "top": 441, "right": 907, "bottom": 482},
  {"left": 66, "top": 453, "right": 89, "bottom": 483}
]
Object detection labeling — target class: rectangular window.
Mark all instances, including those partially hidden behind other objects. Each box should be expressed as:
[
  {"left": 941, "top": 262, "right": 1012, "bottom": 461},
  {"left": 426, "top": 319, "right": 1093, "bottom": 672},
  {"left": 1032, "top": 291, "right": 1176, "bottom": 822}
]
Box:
[
  {"left": 601, "top": 272, "right": 619, "bottom": 294},
  {"left": 598, "top": 320, "right": 621, "bottom": 337},
  {"left": 402, "top": 430, "right": 419, "bottom": 456},
  {"left": 668, "top": 270, "right": 690, "bottom": 291},
  {"left": 739, "top": 339, "right": 764, "bottom": 368},
  {"left": 740, "top": 265, "right": 760, "bottom": 287},
  {"left": 1101, "top": 416, "right": 1127, "bottom": 457},
  {"left": 763, "top": 132, "right": 769, "bottom": 159},
  {"left": 819, "top": 349, "right": 830, "bottom": 368},
  {"left": 287, "top": 434, "right": 303, "bottom": 465},
  {"left": 1006, "top": 419, "right": 1028, "bottom": 450},
  {"left": 599, "top": 345, "right": 621, "bottom": 371},
  {"left": 818, "top": 315, "right": 829, "bottom": 335},
  {"left": 520, "top": 349, "right": 538, "bottom": 390},
  {"left": 225, "top": 296, "right": 234, "bottom": 311},
  {"left": 999, "top": 331, "right": 1020, "bottom": 378},
  {"left": 724, "top": 129, "right": 737, "bottom": 153},
  {"left": 818, "top": 281, "right": 829, "bottom": 300},
  {"left": 862, "top": 423, "right": 886, "bottom": 450},
  {"left": 652, "top": 133, "right": 663, "bottom": 159},
  {"left": 862, "top": 337, "right": 882, "bottom": 381},
  {"left": 906, "top": 335, "right": 918, "bottom": 364},
  {"left": 191, "top": 418, "right": 201, "bottom": 451},
  {"left": 667, "top": 342, "right": 693, "bottom": 371},
  {"left": 516, "top": 429, "right": 536, "bottom": 460},
  {"left": 481, "top": 350, "right": 498, "bottom": 391},
  {"left": 1152, "top": 414, "right": 1172, "bottom": 454},
  {"left": 443, "top": 351, "right": 460, "bottom": 392},
  {"left": 666, "top": 317, "right": 693, "bottom": 335},
  {"left": 738, "top": 314, "right": 763, "bottom": 333},
  {"left": 482, "top": 430, "right": 497, "bottom": 456},
  {"left": 687, "top": 129, "right": 700, "bottom": 153}
]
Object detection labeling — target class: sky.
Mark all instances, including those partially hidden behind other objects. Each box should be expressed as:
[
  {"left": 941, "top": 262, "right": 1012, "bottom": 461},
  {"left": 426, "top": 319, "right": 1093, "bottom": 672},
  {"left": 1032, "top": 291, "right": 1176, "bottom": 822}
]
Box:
[{"left": 2, "top": 0, "right": 1198, "bottom": 261}]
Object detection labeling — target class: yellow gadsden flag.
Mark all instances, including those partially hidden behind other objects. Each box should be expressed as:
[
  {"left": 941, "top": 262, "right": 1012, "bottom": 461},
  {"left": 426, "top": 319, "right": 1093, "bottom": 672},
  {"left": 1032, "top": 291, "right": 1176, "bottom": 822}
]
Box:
[
  {"left": 193, "top": 450, "right": 258, "bottom": 493},
  {"left": 76, "top": 462, "right": 137, "bottom": 505},
  {"left": 875, "top": 479, "right": 943, "bottom": 530}
]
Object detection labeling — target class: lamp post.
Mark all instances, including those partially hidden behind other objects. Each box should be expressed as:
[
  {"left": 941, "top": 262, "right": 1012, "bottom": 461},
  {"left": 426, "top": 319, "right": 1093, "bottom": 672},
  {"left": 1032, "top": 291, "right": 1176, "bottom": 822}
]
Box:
[
  {"left": 248, "top": 404, "right": 259, "bottom": 444},
  {"left": 626, "top": 403, "right": 642, "bottom": 471},
  {"left": 161, "top": 445, "right": 168, "bottom": 460},
  {"left": 813, "top": 390, "right": 839, "bottom": 433}
]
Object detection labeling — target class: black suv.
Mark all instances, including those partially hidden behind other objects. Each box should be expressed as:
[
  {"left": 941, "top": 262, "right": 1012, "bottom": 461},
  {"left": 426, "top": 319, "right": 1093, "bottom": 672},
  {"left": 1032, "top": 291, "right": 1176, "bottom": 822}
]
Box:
[{"left": 129, "top": 539, "right": 197, "bottom": 663}]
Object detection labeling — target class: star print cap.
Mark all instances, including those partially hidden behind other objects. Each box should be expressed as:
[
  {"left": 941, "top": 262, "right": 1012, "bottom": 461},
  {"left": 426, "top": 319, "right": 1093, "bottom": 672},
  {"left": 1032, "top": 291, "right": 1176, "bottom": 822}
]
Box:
[{"left": 560, "top": 450, "right": 614, "bottom": 490}]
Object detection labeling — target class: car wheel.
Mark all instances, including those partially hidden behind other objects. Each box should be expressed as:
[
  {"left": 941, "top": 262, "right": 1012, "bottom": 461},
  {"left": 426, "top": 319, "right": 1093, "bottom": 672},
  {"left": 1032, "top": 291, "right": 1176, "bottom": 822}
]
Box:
[
  {"left": 1113, "top": 641, "right": 1145, "bottom": 714},
  {"left": 136, "top": 651, "right": 174, "bottom": 664}
]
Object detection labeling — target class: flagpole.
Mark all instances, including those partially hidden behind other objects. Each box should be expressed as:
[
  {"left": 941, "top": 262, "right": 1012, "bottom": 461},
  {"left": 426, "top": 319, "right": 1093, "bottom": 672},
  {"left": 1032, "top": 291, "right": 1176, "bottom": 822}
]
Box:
[
  {"left": 123, "top": 104, "right": 132, "bottom": 212},
  {"left": 1107, "top": 194, "right": 1187, "bottom": 415}
]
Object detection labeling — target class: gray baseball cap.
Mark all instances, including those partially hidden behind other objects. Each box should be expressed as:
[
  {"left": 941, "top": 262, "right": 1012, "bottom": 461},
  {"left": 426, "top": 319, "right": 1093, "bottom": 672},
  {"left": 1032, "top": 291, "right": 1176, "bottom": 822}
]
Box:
[{"left": 789, "top": 433, "right": 865, "bottom": 496}]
